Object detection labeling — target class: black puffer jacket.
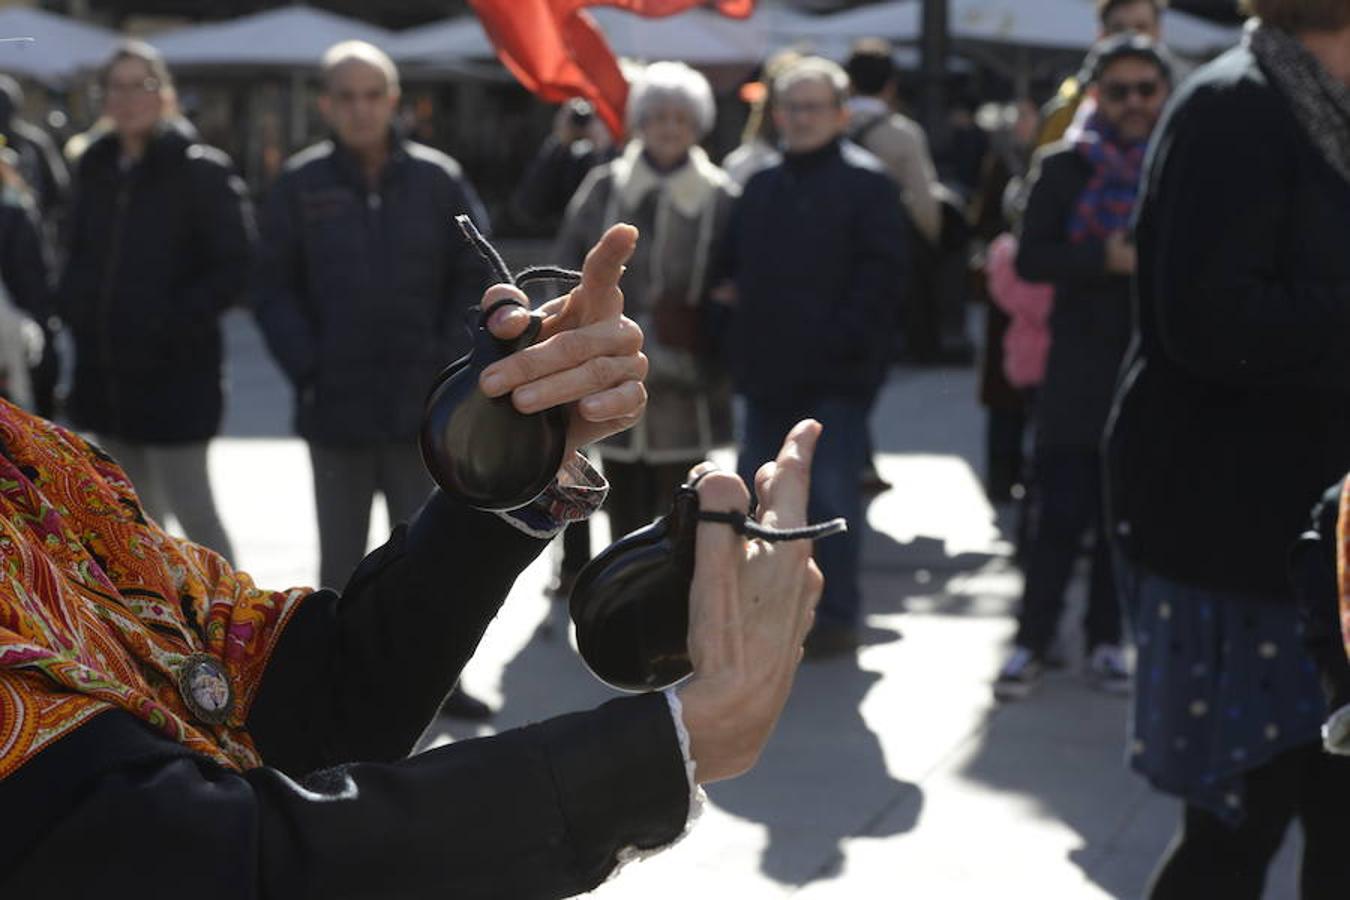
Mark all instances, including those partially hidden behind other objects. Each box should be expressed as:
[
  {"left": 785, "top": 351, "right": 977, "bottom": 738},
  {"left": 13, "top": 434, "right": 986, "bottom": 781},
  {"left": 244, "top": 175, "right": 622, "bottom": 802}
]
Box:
[
  {"left": 58, "top": 123, "right": 253, "bottom": 443},
  {"left": 253, "top": 136, "right": 490, "bottom": 446}
]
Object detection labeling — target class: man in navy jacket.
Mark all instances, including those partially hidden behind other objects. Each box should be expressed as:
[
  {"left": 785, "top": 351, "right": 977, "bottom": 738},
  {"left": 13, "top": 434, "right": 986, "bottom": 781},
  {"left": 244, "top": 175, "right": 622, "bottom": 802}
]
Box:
[
  {"left": 720, "top": 56, "right": 907, "bottom": 657},
  {"left": 255, "top": 42, "right": 489, "bottom": 593}
]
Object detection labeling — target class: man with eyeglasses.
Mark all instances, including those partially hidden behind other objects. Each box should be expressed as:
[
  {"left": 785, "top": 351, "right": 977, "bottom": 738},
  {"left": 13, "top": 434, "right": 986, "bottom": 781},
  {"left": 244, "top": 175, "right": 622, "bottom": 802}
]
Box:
[
  {"left": 993, "top": 34, "right": 1172, "bottom": 700},
  {"left": 716, "top": 56, "right": 907, "bottom": 659},
  {"left": 254, "top": 41, "right": 494, "bottom": 719}
]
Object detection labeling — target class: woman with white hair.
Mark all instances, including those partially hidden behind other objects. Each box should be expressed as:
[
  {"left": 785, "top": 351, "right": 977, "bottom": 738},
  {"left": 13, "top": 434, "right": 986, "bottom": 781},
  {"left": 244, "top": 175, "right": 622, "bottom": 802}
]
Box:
[{"left": 555, "top": 61, "right": 738, "bottom": 553}]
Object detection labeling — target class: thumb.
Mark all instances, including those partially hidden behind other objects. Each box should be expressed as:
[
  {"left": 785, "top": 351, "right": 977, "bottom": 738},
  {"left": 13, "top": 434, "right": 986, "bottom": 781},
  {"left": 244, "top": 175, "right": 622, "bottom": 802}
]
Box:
[{"left": 481, "top": 284, "right": 532, "bottom": 341}]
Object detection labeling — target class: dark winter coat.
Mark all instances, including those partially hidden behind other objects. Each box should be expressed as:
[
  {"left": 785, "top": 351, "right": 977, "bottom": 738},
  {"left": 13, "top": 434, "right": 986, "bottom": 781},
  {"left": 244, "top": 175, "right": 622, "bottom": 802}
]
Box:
[
  {"left": 1105, "top": 46, "right": 1350, "bottom": 597},
  {"left": 58, "top": 123, "right": 252, "bottom": 443},
  {"left": 253, "top": 136, "right": 490, "bottom": 446},
  {"left": 1016, "top": 142, "right": 1134, "bottom": 451},
  {"left": 718, "top": 138, "right": 908, "bottom": 403}
]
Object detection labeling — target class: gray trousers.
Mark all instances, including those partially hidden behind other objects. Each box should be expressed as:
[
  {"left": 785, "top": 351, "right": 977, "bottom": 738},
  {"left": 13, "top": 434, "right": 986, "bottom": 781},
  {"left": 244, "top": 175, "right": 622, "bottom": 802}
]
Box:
[
  {"left": 309, "top": 441, "right": 433, "bottom": 590},
  {"left": 95, "top": 436, "right": 236, "bottom": 564}
]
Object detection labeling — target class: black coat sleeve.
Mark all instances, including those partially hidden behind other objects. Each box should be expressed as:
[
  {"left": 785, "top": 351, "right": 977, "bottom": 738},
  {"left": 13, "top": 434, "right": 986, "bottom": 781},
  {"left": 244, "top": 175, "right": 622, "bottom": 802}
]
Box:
[
  {"left": 246, "top": 489, "right": 547, "bottom": 774},
  {"left": 1015, "top": 148, "right": 1109, "bottom": 288},
  {"left": 1143, "top": 85, "right": 1350, "bottom": 388},
  {"left": 253, "top": 171, "right": 319, "bottom": 387},
  {"left": 827, "top": 170, "right": 907, "bottom": 363},
  {"left": 1, "top": 695, "right": 689, "bottom": 899},
  {"left": 181, "top": 150, "right": 255, "bottom": 323}
]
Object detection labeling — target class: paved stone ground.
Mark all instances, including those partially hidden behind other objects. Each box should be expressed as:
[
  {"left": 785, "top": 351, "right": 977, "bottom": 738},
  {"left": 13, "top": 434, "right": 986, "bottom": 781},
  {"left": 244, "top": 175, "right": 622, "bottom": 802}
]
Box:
[{"left": 206, "top": 309, "right": 1300, "bottom": 899}]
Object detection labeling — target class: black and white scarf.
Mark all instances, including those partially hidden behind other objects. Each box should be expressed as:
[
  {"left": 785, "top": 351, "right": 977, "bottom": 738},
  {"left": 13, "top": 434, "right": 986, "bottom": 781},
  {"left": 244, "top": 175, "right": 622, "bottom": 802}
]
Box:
[{"left": 1247, "top": 19, "right": 1350, "bottom": 185}]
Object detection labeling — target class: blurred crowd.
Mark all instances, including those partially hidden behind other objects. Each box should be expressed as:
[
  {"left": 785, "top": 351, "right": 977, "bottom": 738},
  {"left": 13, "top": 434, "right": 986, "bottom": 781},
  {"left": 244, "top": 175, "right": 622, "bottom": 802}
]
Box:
[{"left": 0, "top": 0, "right": 1347, "bottom": 896}]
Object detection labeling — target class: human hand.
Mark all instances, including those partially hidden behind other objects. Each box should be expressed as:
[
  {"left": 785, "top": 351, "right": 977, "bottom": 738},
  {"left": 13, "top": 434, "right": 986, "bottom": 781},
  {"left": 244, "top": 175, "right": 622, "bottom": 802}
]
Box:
[
  {"left": 677, "top": 420, "right": 825, "bottom": 784},
  {"left": 477, "top": 223, "right": 649, "bottom": 459},
  {"left": 1104, "top": 230, "right": 1137, "bottom": 275}
]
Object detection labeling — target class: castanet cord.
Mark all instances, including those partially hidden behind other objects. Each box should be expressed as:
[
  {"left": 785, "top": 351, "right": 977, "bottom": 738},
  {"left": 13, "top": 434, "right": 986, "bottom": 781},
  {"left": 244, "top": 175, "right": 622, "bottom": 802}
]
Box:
[
  {"left": 697, "top": 509, "right": 849, "bottom": 542},
  {"left": 456, "top": 215, "right": 582, "bottom": 289}
]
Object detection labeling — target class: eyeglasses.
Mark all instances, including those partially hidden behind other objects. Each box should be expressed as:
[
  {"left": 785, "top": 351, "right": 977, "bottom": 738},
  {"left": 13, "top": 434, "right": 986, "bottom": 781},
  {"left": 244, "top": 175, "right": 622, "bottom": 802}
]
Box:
[
  {"left": 101, "top": 77, "right": 161, "bottom": 98},
  {"left": 1099, "top": 79, "right": 1162, "bottom": 103}
]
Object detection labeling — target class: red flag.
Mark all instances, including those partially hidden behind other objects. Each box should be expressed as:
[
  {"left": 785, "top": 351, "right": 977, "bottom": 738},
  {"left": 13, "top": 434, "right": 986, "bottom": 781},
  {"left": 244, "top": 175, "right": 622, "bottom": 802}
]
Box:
[{"left": 469, "top": 1, "right": 755, "bottom": 140}]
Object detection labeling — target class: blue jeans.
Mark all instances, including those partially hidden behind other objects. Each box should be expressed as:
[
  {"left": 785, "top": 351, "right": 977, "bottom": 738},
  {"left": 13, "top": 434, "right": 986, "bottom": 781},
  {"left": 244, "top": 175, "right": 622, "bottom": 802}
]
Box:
[{"left": 737, "top": 395, "right": 869, "bottom": 628}]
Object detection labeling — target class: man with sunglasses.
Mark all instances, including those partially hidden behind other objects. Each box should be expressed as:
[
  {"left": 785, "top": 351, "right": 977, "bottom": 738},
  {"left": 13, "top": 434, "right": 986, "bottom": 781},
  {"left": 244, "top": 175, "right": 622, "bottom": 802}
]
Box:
[
  {"left": 1038, "top": 0, "right": 1167, "bottom": 148},
  {"left": 995, "top": 34, "right": 1172, "bottom": 700}
]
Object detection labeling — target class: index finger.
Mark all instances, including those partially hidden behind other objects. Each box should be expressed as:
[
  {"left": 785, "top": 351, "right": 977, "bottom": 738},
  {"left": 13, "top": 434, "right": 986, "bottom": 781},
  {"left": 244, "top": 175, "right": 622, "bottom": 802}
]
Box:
[
  {"left": 568, "top": 223, "right": 638, "bottom": 325},
  {"left": 687, "top": 471, "right": 750, "bottom": 670},
  {"left": 758, "top": 419, "right": 821, "bottom": 532}
]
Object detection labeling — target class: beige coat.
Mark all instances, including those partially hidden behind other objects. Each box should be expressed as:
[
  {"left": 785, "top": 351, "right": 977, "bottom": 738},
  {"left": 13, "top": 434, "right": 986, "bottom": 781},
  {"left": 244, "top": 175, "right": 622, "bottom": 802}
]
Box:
[{"left": 847, "top": 98, "right": 943, "bottom": 246}]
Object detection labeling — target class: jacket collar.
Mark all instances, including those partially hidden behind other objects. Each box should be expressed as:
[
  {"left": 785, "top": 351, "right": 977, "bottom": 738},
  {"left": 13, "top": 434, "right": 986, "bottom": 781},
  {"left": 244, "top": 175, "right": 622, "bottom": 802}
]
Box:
[
  {"left": 86, "top": 119, "right": 195, "bottom": 173},
  {"left": 610, "top": 140, "right": 726, "bottom": 218},
  {"left": 330, "top": 128, "right": 411, "bottom": 190},
  {"left": 783, "top": 136, "right": 843, "bottom": 171}
]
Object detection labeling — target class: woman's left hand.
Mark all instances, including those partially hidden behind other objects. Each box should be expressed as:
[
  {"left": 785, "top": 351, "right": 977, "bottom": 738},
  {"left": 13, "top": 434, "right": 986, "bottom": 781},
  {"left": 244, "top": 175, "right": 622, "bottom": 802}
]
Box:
[{"left": 475, "top": 223, "right": 649, "bottom": 458}]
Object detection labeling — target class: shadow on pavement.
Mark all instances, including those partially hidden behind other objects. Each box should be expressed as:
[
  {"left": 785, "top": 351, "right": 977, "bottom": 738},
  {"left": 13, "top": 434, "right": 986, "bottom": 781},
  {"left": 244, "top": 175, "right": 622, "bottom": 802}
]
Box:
[
  {"left": 955, "top": 677, "right": 1160, "bottom": 897},
  {"left": 709, "top": 650, "right": 923, "bottom": 887}
]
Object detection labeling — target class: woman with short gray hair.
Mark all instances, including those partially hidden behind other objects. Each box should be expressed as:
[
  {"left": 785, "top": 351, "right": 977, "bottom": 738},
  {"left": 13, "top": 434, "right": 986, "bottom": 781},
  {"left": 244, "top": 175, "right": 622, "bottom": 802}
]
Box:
[{"left": 556, "top": 60, "right": 737, "bottom": 555}]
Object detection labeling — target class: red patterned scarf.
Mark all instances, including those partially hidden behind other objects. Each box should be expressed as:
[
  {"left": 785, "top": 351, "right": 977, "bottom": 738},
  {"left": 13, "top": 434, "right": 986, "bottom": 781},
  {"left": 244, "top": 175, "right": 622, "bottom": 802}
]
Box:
[{"left": 0, "top": 401, "right": 309, "bottom": 780}]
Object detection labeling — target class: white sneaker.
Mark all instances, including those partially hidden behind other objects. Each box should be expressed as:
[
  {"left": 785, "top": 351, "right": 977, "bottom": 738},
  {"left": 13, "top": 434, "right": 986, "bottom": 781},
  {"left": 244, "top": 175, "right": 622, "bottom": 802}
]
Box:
[
  {"left": 994, "top": 646, "right": 1044, "bottom": 701},
  {"left": 1088, "top": 644, "right": 1132, "bottom": 695}
]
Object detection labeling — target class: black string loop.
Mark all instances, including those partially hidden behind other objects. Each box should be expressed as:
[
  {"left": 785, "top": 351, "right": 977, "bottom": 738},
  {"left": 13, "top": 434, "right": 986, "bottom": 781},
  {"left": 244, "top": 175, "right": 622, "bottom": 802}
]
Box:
[
  {"left": 456, "top": 215, "right": 583, "bottom": 290},
  {"left": 696, "top": 509, "right": 848, "bottom": 542}
]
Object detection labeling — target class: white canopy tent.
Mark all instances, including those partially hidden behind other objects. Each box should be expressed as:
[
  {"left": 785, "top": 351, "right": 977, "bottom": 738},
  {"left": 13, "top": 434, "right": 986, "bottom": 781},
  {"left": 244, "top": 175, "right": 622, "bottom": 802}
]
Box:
[
  {"left": 0, "top": 8, "right": 121, "bottom": 84},
  {"left": 151, "top": 6, "right": 395, "bottom": 70},
  {"left": 804, "top": 0, "right": 1240, "bottom": 57}
]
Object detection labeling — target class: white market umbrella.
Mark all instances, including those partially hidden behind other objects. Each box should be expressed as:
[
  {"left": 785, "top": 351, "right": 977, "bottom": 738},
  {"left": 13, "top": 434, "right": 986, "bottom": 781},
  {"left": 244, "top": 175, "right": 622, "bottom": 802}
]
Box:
[
  {"left": 806, "top": 0, "right": 1240, "bottom": 57},
  {"left": 152, "top": 5, "right": 395, "bottom": 70},
  {"left": 0, "top": 8, "right": 121, "bottom": 84}
]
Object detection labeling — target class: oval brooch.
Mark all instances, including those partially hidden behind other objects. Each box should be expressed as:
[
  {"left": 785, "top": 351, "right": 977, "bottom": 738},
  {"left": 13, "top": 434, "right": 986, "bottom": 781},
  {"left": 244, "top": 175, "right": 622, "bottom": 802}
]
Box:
[{"left": 177, "top": 653, "right": 235, "bottom": 726}]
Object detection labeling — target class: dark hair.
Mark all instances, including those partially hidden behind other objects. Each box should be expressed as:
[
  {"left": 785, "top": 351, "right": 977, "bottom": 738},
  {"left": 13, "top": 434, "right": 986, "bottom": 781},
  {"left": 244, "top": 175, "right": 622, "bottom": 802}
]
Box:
[
  {"left": 99, "top": 40, "right": 174, "bottom": 92},
  {"left": 844, "top": 38, "right": 896, "bottom": 97},
  {"left": 1088, "top": 33, "right": 1174, "bottom": 84},
  {"left": 1096, "top": 0, "right": 1166, "bottom": 27},
  {"left": 1241, "top": 0, "right": 1350, "bottom": 32}
]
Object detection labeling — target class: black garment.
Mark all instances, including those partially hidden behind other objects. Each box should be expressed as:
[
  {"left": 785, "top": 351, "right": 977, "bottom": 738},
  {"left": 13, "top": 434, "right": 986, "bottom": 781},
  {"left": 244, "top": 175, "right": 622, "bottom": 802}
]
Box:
[
  {"left": 0, "top": 193, "right": 54, "bottom": 412},
  {"left": 0, "top": 489, "right": 689, "bottom": 898},
  {"left": 1290, "top": 478, "right": 1350, "bottom": 715},
  {"left": 1147, "top": 743, "right": 1350, "bottom": 900},
  {"left": 1105, "top": 45, "right": 1350, "bottom": 596},
  {"left": 603, "top": 457, "right": 699, "bottom": 545},
  {"left": 58, "top": 123, "right": 253, "bottom": 443},
  {"left": 717, "top": 138, "right": 908, "bottom": 404},
  {"left": 1014, "top": 448, "right": 1120, "bottom": 655},
  {"left": 511, "top": 134, "right": 611, "bottom": 233},
  {"left": 1016, "top": 142, "right": 1134, "bottom": 451},
  {"left": 0, "top": 76, "right": 69, "bottom": 222},
  {"left": 254, "top": 135, "right": 490, "bottom": 446}
]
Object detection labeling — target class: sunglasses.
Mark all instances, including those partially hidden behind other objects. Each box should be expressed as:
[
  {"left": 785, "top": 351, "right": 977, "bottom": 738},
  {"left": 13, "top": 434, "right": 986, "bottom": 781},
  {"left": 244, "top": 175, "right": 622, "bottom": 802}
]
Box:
[{"left": 1099, "top": 79, "right": 1162, "bottom": 103}]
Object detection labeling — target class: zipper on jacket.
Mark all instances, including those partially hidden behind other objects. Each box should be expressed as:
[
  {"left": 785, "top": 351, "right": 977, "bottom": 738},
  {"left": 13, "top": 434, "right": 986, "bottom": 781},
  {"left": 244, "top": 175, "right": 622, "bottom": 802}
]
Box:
[{"left": 98, "top": 179, "right": 131, "bottom": 433}]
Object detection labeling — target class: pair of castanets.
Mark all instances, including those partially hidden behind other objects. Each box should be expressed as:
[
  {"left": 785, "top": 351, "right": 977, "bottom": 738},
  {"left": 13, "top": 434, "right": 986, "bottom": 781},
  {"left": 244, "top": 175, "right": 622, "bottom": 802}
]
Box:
[{"left": 420, "top": 217, "right": 846, "bottom": 692}]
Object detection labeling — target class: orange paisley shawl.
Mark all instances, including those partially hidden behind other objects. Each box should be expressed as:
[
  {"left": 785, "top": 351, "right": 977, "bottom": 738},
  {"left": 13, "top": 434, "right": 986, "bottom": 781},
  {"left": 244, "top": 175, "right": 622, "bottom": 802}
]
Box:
[{"left": 0, "top": 400, "right": 309, "bottom": 780}]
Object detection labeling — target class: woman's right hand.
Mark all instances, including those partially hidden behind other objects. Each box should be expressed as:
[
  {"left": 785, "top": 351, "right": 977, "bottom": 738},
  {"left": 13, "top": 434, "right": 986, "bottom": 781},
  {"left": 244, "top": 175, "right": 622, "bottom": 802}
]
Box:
[{"left": 677, "top": 419, "right": 825, "bottom": 784}]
